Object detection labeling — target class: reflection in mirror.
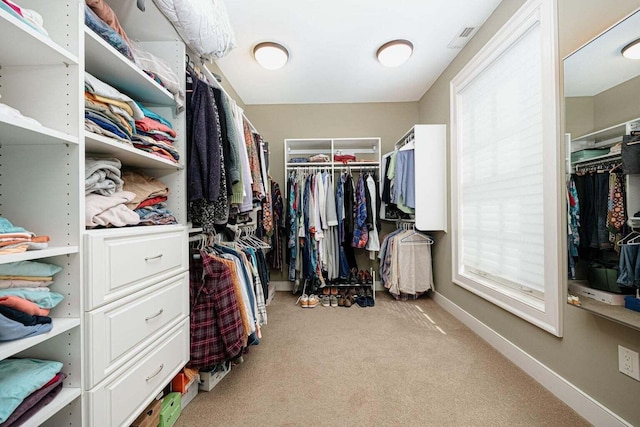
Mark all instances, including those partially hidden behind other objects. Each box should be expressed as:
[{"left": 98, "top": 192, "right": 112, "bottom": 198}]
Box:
[{"left": 564, "top": 9, "right": 640, "bottom": 330}]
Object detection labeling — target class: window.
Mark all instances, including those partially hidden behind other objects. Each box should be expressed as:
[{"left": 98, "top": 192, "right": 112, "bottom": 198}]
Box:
[{"left": 450, "top": 0, "right": 563, "bottom": 336}]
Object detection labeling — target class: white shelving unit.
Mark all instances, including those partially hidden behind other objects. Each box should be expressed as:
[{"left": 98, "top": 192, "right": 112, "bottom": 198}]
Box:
[
  {"left": 0, "top": 2, "right": 83, "bottom": 425},
  {"left": 570, "top": 118, "right": 640, "bottom": 214},
  {"left": 382, "top": 125, "right": 447, "bottom": 232},
  {"left": 2, "top": 1, "right": 190, "bottom": 425},
  {"left": 81, "top": 2, "right": 189, "bottom": 426},
  {"left": 284, "top": 137, "right": 381, "bottom": 185}
]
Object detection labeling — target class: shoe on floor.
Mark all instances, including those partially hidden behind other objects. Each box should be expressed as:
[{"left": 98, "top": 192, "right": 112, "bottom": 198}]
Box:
[
  {"left": 330, "top": 295, "right": 338, "bottom": 307},
  {"left": 321, "top": 295, "right": 330, "bottom": 307},
  {"left": 356, "top": 296, "right": 368, "bottom": 308},
  {"left": 307, "top": 294, "right": 320, "bottom": 308},
  {"left": 366, "top": 296, "right": 375, "bottom": 307},
  {"left": 299, "top": 294, "right": 309, "bottom": 308}
]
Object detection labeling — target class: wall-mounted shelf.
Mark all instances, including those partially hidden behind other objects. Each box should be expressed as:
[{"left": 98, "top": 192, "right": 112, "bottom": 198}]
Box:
[
  {"left": 569, "top": 299, "right": 640, "bottom": 332},
  {"left": 84, "top": 27, "right": 174, "bottom": 106},
  {"left": 85, "top": 132, "right": 182, "bottom": 170},
  {"left": 0, "top": 318, "right": 81, "bottom": 360},
  {"left": 0, "top": 118, "right": 78, "bottom": 146},
  {"left": 0, "top": 246, "right": 79, "bottom": 265},
  {"left": 0, "top": 8, "right": 78, "bottom": 66}
]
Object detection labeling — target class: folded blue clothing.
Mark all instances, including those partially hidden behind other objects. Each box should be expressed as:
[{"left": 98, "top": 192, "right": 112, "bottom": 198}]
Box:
[
  {"left": 0, "top": 289, "right": 64, "bottom": 309},
  {"left": 0, "top": 313, "right": 52, "bottom": 342},
  {"left": 85, "top": 110, "right": 132, "bottom": 137},
  {"left": 0, "top": 358, "right": 63, "bottom": 423},
  {"left": 1, "top": 372, "right": 66, "bottom": 427},
  {"left": 0, "top": 306, "right": 51, "bottom": 326},
  {"left": 0, "top": 260, "right": 62, "bottom": 277},
  {"left": 84, "top": 5, "right": 134, "bottom": 62},
  {"left": 0, "top": 217, "right": 26, "bottom": 234},
  {"left": 85, "top": 115, "right": 130, "bottom": 140},
  {"left": 289, "top": 157, "right": 309, "bottom": 163}
]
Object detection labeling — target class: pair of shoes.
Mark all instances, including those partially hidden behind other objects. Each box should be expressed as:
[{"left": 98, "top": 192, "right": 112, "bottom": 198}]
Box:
[
  {"left": 330, "top": 287, "right": 338, "bottom": 295},
  {"left": 355, "top": 295, "right": 368, "bottom": 307},
  {"left": 307, "top": 294, "right": 320, "bottom": 308},
  {"left": 365, "top": 288, "right": 375, "bottom": 307},
  {"left": 363, "top": 270, "right": 373, "bottom": 285},
  {"left": 330, "top": 295, "right": 338, "bottom": 307},
  {"left": 321, "top": 295, "right": 331, "bottom": 307},
  {"left": 299, "top": 294, "right": 309, "bottom": 308},
  {"left": 322, "top": 287, "right": 330, "bottom": 296},
  {"left": 348, "top": 268, "right": 358, "bottom": 285}
]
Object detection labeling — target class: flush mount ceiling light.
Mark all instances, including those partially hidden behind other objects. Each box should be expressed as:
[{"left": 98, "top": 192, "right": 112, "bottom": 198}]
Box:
[
  {"left": 622, "top": 39, "right": 640, "bottom": 59},
  {"left": 253, "top": 42, "right": 289, "bottom": 70},
  {"left": 377, "top": 39, "right": 413, "bottom": 67}
]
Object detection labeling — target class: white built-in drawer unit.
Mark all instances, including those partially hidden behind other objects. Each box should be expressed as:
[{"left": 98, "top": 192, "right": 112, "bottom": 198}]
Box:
[
  {"left": 85, "top": 225, "right": 188, "bottom": 309},
  {"left": 86, "top": 319, "right": 189, "bottom": 427},
  {"left": 85, "top": 272, "right": 189, "bottom": 388}
]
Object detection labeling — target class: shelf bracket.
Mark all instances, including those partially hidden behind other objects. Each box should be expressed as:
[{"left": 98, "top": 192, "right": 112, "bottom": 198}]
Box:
[{"left": 137, "top": 0, "right": 145, "bottom": 12}]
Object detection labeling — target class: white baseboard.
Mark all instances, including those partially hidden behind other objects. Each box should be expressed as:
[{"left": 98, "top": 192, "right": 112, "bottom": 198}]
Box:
[{"left": 432, "top": 292, "right": 630, "bottom": 427}]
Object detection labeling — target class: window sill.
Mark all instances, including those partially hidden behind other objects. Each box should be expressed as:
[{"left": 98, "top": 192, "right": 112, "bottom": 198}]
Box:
[{"left": 568, "top": 298, "right": 640, "bottom": 331}]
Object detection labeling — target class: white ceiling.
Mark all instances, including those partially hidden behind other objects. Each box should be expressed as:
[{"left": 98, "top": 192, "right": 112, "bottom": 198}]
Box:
[
  {"left": 215, "top": 0, "right": 502, "bottom": 105},
  {"left": 564, "top": 9, "right": 640, "bottom": 97}
]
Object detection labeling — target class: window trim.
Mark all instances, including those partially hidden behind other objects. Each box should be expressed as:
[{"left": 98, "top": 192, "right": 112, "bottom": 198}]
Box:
[{"left": 450, "top": 0, "right": 564, "bottom": 337}]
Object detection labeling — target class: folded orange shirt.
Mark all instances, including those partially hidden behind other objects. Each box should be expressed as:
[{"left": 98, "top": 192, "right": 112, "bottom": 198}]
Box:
[{"left": 0, "top": 295, "right": 50, "bottom": 316}]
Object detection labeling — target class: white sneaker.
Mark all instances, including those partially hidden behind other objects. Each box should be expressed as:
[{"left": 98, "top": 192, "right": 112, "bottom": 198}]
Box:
[
  {"left": 299, "top": 294, "right": 309, "bottom": 308},
  {"left": 307, "top": 294, "right": 320, "bottom": 308}
]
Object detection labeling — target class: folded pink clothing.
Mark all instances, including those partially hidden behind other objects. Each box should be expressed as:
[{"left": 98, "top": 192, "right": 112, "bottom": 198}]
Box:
[
  {"left": 2, "top": 0, "right": 23, "bottom": 16},
  {"left": 0, "top": 295, "right": 50, "bottom": 316},
  {"left": 135, "top": 117, "right": 177, "bottom": 138}
]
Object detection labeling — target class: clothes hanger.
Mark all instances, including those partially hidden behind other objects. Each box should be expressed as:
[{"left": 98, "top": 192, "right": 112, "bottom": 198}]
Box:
[
  {"left": 620, "top": 229, "right": 640, "bottom": 245},
  {"left": 400, "top": 229, "right": 434, "bottom": 244}
]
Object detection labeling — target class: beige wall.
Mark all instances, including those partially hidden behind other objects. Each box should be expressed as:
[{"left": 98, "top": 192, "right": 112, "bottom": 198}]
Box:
[
  {"left": 418, "top": 0, "right": 640, "bottom": 424},
  {"left": 566, "top": 76, "right": 640, "bottom": 137},
  {"left": 565, "top": 97, "right": 594, "bottom": 138},
  {"left": 244, "top": 102, "right": 419, "bottom": 280}
]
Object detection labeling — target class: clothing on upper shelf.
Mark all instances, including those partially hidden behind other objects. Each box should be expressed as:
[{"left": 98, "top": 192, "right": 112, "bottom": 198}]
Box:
[
  {"left": 84, "top": 159, "right": 177, "bottom": 228},
  {"left": 84, "top": 73, "right": 180, "bottom": 163},
  {"left": 1, "top": 1, "right": 48, "bottom": 36},
  {"left": 0, "top": 218, "right": 50, "bottom": 254}
]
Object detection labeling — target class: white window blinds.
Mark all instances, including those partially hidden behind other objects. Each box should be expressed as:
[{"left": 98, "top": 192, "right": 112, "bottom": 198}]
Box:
[
  {"left": 450, "top": 0, "right": 562, "bottom": 336},
  {"left": 458, "top": 22, "right": 545, "bottom": 295}
]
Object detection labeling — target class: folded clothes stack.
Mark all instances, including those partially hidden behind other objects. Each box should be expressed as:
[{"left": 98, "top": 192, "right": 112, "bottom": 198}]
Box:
[{"left": 0, "top": 217, "right": 49, "bottom": 255}]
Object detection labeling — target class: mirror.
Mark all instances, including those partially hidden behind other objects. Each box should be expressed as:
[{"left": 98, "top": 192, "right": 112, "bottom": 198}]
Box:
[{"left": 564, "top": 9, "right": 640, "bottom": 330}]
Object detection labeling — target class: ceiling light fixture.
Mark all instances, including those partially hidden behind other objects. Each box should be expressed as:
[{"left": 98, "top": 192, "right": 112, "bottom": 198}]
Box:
[
  {"left": 377, "top": 39, "right": 413, "bottom": 67},
  {"left": 622, "top": 39, "right": 640, "bottom": 59},
  {"left": 253, "top": 42, "right": 289, "bottom": 70}
]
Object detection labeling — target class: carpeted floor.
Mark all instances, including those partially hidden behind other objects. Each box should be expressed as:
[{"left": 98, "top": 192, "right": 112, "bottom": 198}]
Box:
[{"left": 175, "top": 291, "right": 591, "bottom": 426}]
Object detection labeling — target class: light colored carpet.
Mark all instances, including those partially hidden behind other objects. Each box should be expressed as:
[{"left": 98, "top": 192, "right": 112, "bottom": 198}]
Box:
[{"left": 175, "top": 291, "right": 591, "bottom": 426}]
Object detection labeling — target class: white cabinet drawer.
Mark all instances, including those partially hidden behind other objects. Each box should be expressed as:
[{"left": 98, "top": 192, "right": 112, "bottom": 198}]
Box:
[
  {"left": 85, "top": 225, "right": 188, "bottom": 309},
  {"left": 86, "top": 319, "right": 189, "bottom": 427},
  {"left": 85, "top": 272, "right": 189, "bottom": 389}
]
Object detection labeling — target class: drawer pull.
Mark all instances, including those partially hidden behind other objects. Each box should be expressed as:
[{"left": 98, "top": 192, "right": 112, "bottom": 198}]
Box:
[
  {"left": 145, "top": 308, "right": 164, "bottom": 321},
  {"left": 145, "top": 254, "right": 163, "bottom": 262},
  {"left": 145, "top": 363, "right": 164, "bottom": 381}
]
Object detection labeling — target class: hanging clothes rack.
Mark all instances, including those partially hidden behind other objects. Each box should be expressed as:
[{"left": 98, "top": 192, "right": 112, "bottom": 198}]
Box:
[{"left": 573, "top": 155, "right": 621, "bottom": 173}]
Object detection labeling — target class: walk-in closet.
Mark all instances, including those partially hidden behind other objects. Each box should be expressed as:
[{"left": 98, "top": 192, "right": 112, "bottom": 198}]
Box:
[{"left": 1, "top": 0, "right": 639, "bottom": 426}]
